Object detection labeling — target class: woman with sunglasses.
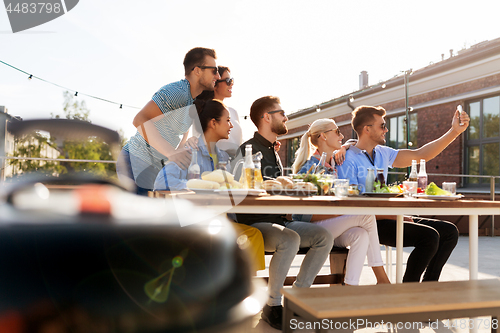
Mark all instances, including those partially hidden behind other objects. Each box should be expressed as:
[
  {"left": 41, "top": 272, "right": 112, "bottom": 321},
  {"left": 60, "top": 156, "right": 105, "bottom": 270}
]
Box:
[
  {"left": 195, "top": 66, "right": 242, "bottom": 159},
  {"left": 291, "top": 118, "right": 390, "bottom": 285},
  {"left": 154, "top": 98, "right": 265, "bottom": 272}
]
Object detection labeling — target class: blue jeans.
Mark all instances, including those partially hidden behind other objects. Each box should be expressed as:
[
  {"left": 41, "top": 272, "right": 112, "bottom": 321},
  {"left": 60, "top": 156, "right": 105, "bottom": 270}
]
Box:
[
  {"left": 116, "top": 148, "right": 156, "bottom": 196},
  {"left": 250, "top": 221, "right": 333, "bottom": 306}
]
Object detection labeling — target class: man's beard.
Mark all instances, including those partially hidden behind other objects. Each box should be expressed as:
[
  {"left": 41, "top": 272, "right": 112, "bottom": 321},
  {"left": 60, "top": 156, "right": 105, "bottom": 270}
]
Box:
[
  {"left": 271, "top": 119, "right": 288, "bottom": 135},
  {"left": 371, "top": 132, "right": 386, "bottom": 145},
  {"left": 200, "top": 77, "right": 214, "bottom": 91}
]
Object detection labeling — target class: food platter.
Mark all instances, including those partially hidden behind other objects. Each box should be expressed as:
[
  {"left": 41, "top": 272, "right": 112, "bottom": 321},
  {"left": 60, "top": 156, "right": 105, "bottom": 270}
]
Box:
[
  {"left": 266, "top": 189, "right": 317, "bottom": 196},
  {"left": 413, "top": 194, "right": 463, "bottom": 200},
  {"left": 215, "top": 189, "right": 266, "bottom": 196},
  {"left": 363, "top": 192, "right": 403, "bottom": 198},
  {"left": 188, "top": 188, "right": 217, "bottom": 194}
]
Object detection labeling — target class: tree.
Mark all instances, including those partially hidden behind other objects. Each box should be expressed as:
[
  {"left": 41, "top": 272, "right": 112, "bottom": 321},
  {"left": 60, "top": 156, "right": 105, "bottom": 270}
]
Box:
[{"left": 8, "top": 91, "right": 118, "bottom": 180}]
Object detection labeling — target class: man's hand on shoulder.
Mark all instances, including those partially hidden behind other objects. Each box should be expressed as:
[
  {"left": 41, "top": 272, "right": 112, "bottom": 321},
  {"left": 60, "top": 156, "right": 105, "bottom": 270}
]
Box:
[
  {"left": 168, "top": 146, "right": 192, "bottom": 170},
  {"left": 334, "top": 146, "right": 347, "bottom": 165}
]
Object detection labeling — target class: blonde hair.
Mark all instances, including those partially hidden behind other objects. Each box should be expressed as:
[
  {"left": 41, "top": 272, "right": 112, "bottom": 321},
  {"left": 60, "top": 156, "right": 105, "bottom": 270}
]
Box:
[{"left": 292, "top": 118, "right": 336, "bottom": 174}]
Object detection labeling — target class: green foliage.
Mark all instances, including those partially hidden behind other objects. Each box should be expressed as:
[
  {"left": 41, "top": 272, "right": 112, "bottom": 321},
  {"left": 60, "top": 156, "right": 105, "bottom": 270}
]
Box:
[
  {"left": 8, "top": 132, "right": 65, "bottom": 177},
  {"left": 52, "top": 91, "right": 91, "bottom": 122},
  {"left": 8, "top": 91, "right": 117, "bottom": 180}
]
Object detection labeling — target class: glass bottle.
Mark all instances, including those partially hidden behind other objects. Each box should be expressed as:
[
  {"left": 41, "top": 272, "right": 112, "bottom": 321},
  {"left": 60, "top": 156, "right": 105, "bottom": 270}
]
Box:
[
  {"left": 314, "top": 152, "right": 327, "bottom": 174},
  {"left": 408, "top": 160, "right": 418, "bottom": 182},
  {"left": 253, "top": 151, "right": 263, "bottom": 190},
  {"left": 187, "top": 147, "right": 200, "bottom": 180},
  {"left": 330, "top": 155, "right": 338, "bottom": 179},
  {"left": 417, "top": 159, "right": 428, "bottom": 191},
  {"left": 243, "top": 144, "right": 255, "bottom": 189},
  {"left": 376, "top": 168, "right": 386, "bottom": 187},
  {"left": 365, "top": 167, "right": 376, "bottom": 193}
]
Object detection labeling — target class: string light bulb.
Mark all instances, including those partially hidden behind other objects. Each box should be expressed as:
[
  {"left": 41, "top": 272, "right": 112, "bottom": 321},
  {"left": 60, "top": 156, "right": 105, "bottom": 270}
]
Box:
[
  {"left": 315, "top": 105, "right": 321, "bottom": 112},
  {"left": 349, "top": 94, "right": 354, "bottom": 103},
  {"left": 0, "top": 60, "right": 141, "bottom": 110}
]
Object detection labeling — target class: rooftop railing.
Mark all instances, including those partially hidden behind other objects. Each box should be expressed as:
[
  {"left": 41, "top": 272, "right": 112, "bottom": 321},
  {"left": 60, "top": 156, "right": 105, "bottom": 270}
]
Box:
[{"left": 283, "top": 167, "right": 500, "bottom": 236}]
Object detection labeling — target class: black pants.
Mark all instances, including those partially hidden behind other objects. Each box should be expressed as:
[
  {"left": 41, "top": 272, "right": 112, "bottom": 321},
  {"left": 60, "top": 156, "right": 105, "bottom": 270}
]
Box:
[{"left": 377, "top": 217, "right": 459, "bottom": 282}]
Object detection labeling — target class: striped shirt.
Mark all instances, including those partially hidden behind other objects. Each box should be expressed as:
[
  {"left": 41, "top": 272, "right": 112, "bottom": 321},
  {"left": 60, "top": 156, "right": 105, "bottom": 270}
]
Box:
[
  {"left": 154, "top": 137, "right": 229, "bottom": 191},
  {"left": 125, "top": 79, "right": 194, "bottom": 166}
]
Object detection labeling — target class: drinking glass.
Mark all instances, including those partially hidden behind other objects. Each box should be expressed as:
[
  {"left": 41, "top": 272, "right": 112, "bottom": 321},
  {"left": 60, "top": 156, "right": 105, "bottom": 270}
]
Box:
[
  {"left": 402, "top": 181, "right": 417, "bottom": 197},
  {"left": 333, "top": 179, "right": 349, "bottom": 197},
  {"left": 318, "top": 175, "right": 335, "bottom": 195},
  {"left": 442, "top": 182, "right": 456, "bottom": 195},
  {"left": 348, "top": 184, "right": 359, "bottom": 196}
]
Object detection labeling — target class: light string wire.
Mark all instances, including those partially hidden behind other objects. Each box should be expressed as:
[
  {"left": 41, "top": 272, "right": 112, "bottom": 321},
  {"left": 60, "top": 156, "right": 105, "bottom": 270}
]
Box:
[{"left": 0, "top": 60, "right": 140, "bottom": 109}]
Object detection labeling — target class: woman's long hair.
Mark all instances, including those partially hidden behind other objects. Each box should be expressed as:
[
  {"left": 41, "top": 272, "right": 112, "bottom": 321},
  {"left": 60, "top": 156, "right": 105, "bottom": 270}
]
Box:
[
  {"left": 291, "top": 118, "right": 336, "bottom": 174},
  {"left": 190, "top": 98, "right": 227, "bottom": 134}
]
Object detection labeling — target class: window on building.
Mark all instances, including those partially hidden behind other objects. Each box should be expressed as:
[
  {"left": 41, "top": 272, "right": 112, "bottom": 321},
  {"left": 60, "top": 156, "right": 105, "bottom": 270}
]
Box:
[
  {"left": 386, "top": 113, "right": 418, "bottom": 184},
  {"left": 465, "top": 95, "right": 500, "bottom": 187},
  {"left": 287, "top": 137, "right": 300, "bottom": 173},
  {"left": 387, "top": 113, "right": 418, "bottom": 149}
]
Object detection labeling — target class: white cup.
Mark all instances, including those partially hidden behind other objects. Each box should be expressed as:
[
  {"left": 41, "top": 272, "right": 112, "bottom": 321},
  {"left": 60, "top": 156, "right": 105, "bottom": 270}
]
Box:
[
  {"left": 442, "top": 182, "right": 456, "bottom": 195},
  {"left": 333, "top": 179, "right": 349, "bottom": 197},
  {"left": 402, "top": 181, "right": 417, "bottom": 197}
]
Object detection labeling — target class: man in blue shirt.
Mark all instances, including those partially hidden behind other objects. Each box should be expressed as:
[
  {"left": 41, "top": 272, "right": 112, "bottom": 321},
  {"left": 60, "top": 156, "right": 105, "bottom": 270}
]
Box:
[
  {"left": 338, "top": 105, "right": 470, "bottom": 282},
  {"left": 117, "top": 47, "right": 220, "bottom": 194}
]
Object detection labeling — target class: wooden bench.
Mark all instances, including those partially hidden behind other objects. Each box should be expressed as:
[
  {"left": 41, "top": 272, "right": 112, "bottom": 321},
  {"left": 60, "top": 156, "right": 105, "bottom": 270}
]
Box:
[
  {"left": 282, "top": 279, "right": 500, "bottom": 333},
  {"left": 263, "top": 247, "right": 348, "bottom": 286}
]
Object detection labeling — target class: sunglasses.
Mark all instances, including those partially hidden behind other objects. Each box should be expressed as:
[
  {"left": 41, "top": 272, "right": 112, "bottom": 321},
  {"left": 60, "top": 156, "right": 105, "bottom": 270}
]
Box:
[
  {"left": 193, "top": 66, "right": 218, "bottom": 75},
  {"left": 323, "top": 128, "right": 342, "bottom": 136},
  {"left": 367, "top": 123, "right": 387, "bottom": 130},
  {"left": 216, "top": 78, "right": 234, "bottom": 86},
  {"left": 261, "top": 110, "right": 285, "bottom": 118}
]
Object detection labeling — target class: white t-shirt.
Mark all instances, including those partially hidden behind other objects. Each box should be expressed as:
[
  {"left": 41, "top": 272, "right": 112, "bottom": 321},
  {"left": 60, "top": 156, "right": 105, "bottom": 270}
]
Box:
[
  {"left": 191, "top": 106, "right": 243, "bottom": 158},
  {"left": 216, "top": 107, "right": 243, "bottom": 157}
]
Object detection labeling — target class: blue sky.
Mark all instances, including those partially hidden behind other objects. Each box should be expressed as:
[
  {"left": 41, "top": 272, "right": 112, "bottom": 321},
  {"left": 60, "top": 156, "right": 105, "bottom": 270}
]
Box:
[{"left": 1, "top": 0, "right": 498, "bottom": 140}]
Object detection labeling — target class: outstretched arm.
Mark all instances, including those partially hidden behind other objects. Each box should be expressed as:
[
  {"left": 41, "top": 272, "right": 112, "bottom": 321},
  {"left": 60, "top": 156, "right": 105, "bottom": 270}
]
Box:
[
  {"left": 133, "top": 100, "right": 192, "bottom": 169},
  {"left": 393, "top": 109, "right": 470, "bottom": 168}
]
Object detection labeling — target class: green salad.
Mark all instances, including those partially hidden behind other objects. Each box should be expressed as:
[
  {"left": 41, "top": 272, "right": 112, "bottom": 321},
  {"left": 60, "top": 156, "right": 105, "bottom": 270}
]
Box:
[{"left": 373, "top": 181, "right": 403, "bottom": 194}]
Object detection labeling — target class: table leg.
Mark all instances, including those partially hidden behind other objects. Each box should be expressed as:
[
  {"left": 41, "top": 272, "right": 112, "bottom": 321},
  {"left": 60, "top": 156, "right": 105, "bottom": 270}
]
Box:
[
  {"left": 469, "top": 215, "right": 480, "bottom": 333},
  {"left": 283, "top": 298, "right": 293, "bottom": 333},
  {"left": 469, "top": 215, "right": 478, "bottom": 280},
  {"left": 386, "top": 246, "right": 392, "bottom": 283},
  {"left": 396, "top": 214, "right": 404, "bottom": 283}
]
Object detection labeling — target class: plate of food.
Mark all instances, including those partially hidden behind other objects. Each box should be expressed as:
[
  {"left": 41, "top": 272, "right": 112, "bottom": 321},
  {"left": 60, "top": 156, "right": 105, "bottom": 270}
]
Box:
[
  {"left": 186, "top": 171, "right": 243, "bottom": 194},
  {"left": 186, "top": 179, "right": 221, "bottom": 194},
  {"left": 215, "top": 189, "right": 266, "bottom": 196},
  {"left": 413, "top": 182, "right": 463, "bottom": 200},
  {"left": 188, "top": 188, "right": 218, "bottom": 194},
  {"left": 266, "top": 189, "right": 318, "bottom": 196},
  {"left": 413, "top": 194, "right": 463, "bottom": 200},
  {"left": 363, "top": 192, "right": 403, "bottom": 198},
  {"left": 263, "top": 177, "right": 318, "bottom": 196}
]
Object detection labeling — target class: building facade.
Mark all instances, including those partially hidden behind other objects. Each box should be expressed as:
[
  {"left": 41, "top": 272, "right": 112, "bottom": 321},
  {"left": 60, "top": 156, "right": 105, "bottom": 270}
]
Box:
[
  {"left": 279, "top": 37, "right": 500, "bottom": 193},
  {"left": 0, "top": 106, "right": 16, "bottom": 180}
]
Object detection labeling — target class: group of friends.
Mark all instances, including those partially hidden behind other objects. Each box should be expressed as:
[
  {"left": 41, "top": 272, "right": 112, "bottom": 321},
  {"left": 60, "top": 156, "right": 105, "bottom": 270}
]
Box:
[{"left": 116, "top": 47, "right": 471, "bottom": 330}]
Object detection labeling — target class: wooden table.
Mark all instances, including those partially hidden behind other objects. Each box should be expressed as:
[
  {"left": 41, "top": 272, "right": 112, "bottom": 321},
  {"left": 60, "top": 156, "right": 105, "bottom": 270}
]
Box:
[
  {"left": 162, "top": 192, "right": 500, "bottom": 283},
  {"left": 281, "top": 279, "right": 500, "bottom": 333}
]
